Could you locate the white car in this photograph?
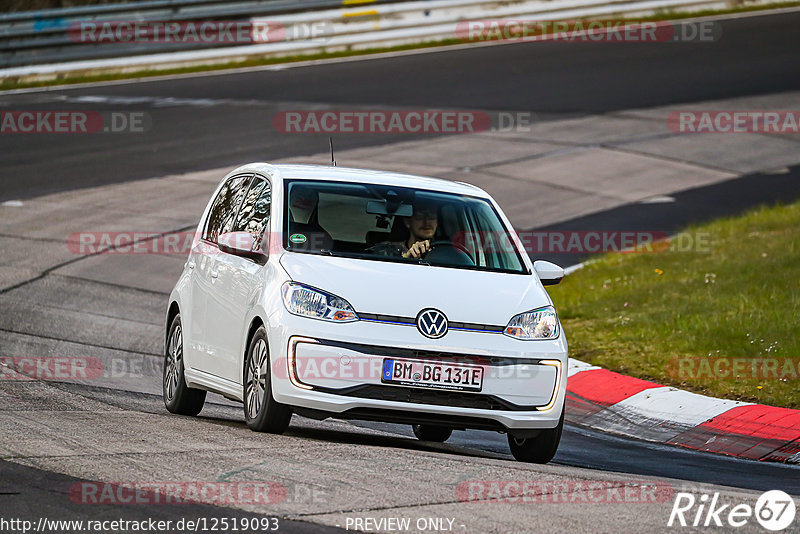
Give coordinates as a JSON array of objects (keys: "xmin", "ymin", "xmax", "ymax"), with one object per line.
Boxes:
[{"xmin": 164, "ymin": 163, "xmax": 568, "ymax": 463}]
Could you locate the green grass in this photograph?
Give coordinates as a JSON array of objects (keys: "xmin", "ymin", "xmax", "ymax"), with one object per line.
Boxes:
[
  {"xmin": 2, "ymin": 1, "xmax": 799, "ymax": 92},
  {"xmin": 547, "ymin": 200, "xmax": 800, "ymax": 408}
]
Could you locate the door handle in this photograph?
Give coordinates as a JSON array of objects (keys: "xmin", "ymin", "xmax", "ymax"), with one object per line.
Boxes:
[
  {"xmin": 186, "ymin": 261, "xmax": 195, "ymax": 269},
  {"xmin": 210, "ymin": 270, "xmax": 219, "ymax": 279}
]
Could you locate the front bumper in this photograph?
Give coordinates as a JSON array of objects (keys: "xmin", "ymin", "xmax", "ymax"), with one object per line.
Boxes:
[{"xmin": 267, "ymin": 311, "xmax": 568, "ymax": 431}]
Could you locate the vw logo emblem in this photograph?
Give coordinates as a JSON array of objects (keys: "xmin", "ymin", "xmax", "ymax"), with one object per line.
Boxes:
[{"xmin": 416, "ymin": 308, "xmax": 448, "ymax": 339}]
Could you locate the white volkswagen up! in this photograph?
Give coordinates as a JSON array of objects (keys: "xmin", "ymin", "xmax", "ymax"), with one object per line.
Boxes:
[{"xmin": 164, "ymin": 163, "xmax": 568, "ymax": 463}]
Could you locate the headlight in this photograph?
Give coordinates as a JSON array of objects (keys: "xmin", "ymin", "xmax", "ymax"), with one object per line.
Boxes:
[
  {"xmin": 281, "ymin": 282, "xmax": 358, "ymax": 323},
  {"xmin": 504, "ymin": 306, "xmax": 559, "ymax": 340}
]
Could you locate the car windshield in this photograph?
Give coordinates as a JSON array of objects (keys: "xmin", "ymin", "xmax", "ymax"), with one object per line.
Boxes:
[{"xmin": 283, "ymin": 179, "xmax": 528, "ymax": 274}]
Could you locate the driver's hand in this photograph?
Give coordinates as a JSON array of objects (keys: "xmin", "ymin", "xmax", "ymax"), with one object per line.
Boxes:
[{"xmin": 403, "ymin": 240, "xmax": 431, "ymax": 258}]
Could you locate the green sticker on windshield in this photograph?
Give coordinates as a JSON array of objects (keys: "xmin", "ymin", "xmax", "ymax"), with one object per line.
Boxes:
[{"xmin": 289, "ymin": 234, "xmax": 307, "ymax": 244}]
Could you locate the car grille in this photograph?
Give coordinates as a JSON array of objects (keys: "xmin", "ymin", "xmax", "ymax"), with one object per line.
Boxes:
[
  {"xmin": 311, "ymin": 338, "xmax": 543, "ymax": 367},
  {"xmin": 357, "ymin": 312, "xmax": 505, "ymax": 333}
]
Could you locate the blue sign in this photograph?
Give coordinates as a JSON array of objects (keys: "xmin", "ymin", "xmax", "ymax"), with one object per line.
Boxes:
[
  {"xmin": 383, "ymin": 360, "xmax": 394, "ymax": 380},
  {"xmin": 34, "ymin": 18, "xmax": 67, "ymax": 32}
]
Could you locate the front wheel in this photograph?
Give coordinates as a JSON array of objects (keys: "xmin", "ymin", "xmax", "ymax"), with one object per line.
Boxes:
[
  {"xmin": 163, "ymin": 314, "xmax": 206, "ymax": 416},
  {"xmin": 244, "ymin": 327, "xmax": 292, "ymax": 433},
  {"xmin": 507, "ymin": 411, "xmax": 564, "ymax": 464}
]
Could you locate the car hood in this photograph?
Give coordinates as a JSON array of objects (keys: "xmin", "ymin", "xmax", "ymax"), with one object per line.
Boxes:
[{"xmin": 279, "ymin": 253, "xmax": 551, "ymax": 326}]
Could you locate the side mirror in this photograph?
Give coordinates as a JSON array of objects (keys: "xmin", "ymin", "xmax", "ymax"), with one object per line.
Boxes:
[
  {"xmin": 218, "ymin": 232, "xmax": 267, "ymax": 263},
  {"xmin": 534, "ymin": 260, "xmax": 564, "ymax": 286}
]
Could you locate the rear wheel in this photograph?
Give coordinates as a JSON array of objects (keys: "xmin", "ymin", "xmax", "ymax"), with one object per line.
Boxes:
[
  {"xmin": 163, "ymin": 314, "xmax": 206, "ymax": 416},
  {"xmin": 412, "ymin": 424, "xmax": 452, "ymax": 443},
  {"xmin": 244, "ymin": 327, "xmax": 292, "ymax": 433},
  {"xmin": 507, "ymin": 411, "xmax": 564, "ymax": 464}
]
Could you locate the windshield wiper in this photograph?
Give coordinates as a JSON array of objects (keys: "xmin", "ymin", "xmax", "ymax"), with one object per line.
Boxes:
[{"xmin": 308, "ymin": 248, "xmax": 431, "ymax": 265}]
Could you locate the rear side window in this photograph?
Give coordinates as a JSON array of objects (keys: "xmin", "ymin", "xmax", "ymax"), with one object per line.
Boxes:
[{"xmin": 203, "ymin": 175, "xmax": 252, "ymax": 243}]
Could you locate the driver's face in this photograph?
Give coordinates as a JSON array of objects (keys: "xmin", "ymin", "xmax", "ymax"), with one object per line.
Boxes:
[{"xmin": 405, "ymin": 208, "xmax": 438, "ymax": 241}]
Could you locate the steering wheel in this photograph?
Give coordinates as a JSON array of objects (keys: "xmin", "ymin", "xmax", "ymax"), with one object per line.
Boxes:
[{"xmin": 422, "ymin": 240, "xmax": 475, "ymax": 266}]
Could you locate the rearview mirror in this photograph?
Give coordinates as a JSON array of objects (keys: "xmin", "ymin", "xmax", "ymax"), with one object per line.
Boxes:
[
  {"xmin": 366, "ymin": 200, "xmax": 413, "ymax": 217},
  {"xmin": 218, "ymin": 232, "xmax": 267, "ymax": 263},
  {"xmin": 534, "ymin": 260, "xmax": 564, "ymax": 286}
]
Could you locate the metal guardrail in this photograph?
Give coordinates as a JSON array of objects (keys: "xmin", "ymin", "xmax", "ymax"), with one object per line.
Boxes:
[{"xmin": 0, "ymin": 0, "xmax": 413, "ymax": 67}]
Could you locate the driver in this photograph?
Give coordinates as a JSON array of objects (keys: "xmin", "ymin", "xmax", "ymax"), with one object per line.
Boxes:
[
  {"xmin": 401, "ymin": 203, "xmax": 437, "ymax": 259},
  {"xmin": 368, "ymin": 200, "xmax": 439, "ymax": 258}
]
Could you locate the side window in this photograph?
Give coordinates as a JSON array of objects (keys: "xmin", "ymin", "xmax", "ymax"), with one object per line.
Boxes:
[
  {"xmin": 472, "ymin": 204, "xmax": 523, "ymax": 272},
  {"xmin": 234, "ymin": 176, "xmax": 271, "ymax": 249},
  {"xmin": 203, "ymin": 175, "xmax": 252, "ymax": 243}
]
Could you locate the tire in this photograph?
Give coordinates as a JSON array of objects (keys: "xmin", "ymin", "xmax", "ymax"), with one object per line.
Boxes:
[
  {"xmin": 507, "ymin": 410, "xmax": 564, "ymax": 464},
  {"xmin": 163, "ymin": 314, "xmax": 206, "ymax": 416},
  {"xmin": 412, "ymin": 424, "xmax": 452, "ymax": 443},
  {"xmin": 243, "ymin": 326, "xmax": 292, "ymax": 433}
]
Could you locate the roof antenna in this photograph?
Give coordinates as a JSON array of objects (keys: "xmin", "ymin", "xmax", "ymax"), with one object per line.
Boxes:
[{"xmin": 329, "ymin": 137, "xmax": 336, "ymax": 167}]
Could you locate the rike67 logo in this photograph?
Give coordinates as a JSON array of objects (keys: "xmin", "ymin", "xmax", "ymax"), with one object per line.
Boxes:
[{"xmin": 668, "ymin": 490, "xmax": 796, "ymax": 531}]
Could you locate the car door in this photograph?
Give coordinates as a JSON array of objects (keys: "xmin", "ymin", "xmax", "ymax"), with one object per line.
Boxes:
[
  {"xmin": 183, "ymin": 238, "xmax": 217, "ymax": 371},
  {"xmin": 204, "ymin": 175, "xmax": 271, "ymax": 383},
  {"xmin": 190, "ymin": 174, "xmax": 252, "ymax": 377}
]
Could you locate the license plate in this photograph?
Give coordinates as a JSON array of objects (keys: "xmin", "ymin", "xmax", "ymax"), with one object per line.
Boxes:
[{"xmin": 381, "ymin": 358, "xmax": 484, "ymax": 392}]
